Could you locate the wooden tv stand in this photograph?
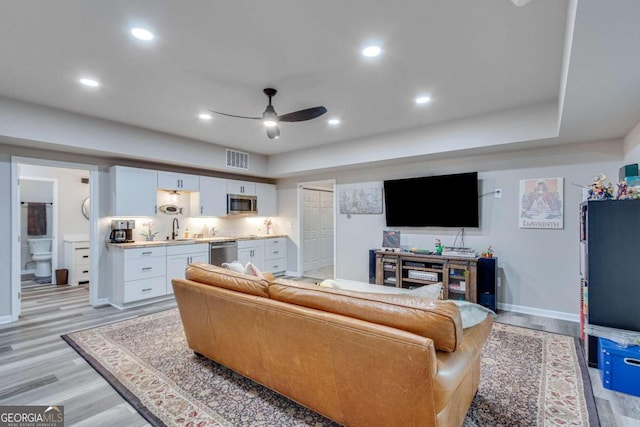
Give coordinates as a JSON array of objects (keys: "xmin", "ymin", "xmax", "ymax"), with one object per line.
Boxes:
[{"xmin": 375, "ymin": 251, "xmax": 478, "ymax": 303}]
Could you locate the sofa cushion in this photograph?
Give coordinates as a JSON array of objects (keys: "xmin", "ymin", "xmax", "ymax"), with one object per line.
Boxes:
[
  {"xmin": 269, "ymin": 279, "xmax": 463, "ymax": 352},
  {"xmin": 185, "ymin": 263, "xmax": 269, "ymax": 297}
]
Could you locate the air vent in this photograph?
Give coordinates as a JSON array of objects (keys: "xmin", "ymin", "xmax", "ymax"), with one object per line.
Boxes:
[{"xmin": 226, "ymin": 149, "xmax": 249, "ymax": 170}]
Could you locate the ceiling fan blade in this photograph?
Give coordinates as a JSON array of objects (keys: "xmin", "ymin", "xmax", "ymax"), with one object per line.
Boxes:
[
  {"xmin": 266, "ymin": 125, "xmax": 280, "ymax": 140},
  {"xmin": 278, "ymin": 106, "xmax": 327, "ymax": 122},
  {"xmin": 209, "ymin": 110, "xmax": 261, "ymax": 120}
]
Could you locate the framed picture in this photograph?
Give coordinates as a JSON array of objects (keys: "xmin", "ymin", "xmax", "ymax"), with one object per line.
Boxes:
[
  {"xmin": 519, "ymin": 177, "xmax": 564, "ymax": 229},
  {"xmin": 338, "ymin": 184, "xmax": 383, "ymax": 214}
]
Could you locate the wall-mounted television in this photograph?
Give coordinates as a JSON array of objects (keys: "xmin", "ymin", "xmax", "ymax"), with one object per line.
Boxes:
[{"xmin": 383, "ymin": 172, "xmax": 479, "ymax": 227}]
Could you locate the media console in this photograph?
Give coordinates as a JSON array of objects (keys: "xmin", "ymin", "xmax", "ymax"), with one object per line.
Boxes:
[{"xmin": 375, "ymin": 251, "xmax": 497, "ymax": 308}]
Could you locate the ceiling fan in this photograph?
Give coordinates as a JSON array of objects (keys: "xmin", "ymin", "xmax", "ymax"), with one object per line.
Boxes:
[{"xmin": 210, "ymin": 88, "xmax": 327, "ymax": 139}]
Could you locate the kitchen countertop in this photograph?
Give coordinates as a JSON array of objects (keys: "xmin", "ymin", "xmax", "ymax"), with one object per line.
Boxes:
[{"xmin": 106, "ymin": 234, "xmax": 288, "ymax": 249}]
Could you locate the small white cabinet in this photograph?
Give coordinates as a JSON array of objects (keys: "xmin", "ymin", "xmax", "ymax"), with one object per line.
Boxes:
[
  {"xmin": 191, "ymin": 176, "xmax": 227, "ymax": 217},
  {"xmin": 111, "ymin": 166, "xmax": 157, "ymax": 216},
  {"xmin": 237, "ymin": 240, "xmax": 265, "ymax": 270},
  {"xmin": 263, "ymin": 237, "xmax": 287, "ymax": 274},
  {"xmin": 64, "ymin": 236, "xmax": 90, "ymax": 285},
  {"xmin": 166, "ymin": 243, "xmax": 209, "ymax": 294},
  {"xmin": 256, "ymin": 183, "xmax": 277, "ymax": 217},
  {"xmin": 227, "ymin": 180, "xmax": 256, "ymax": 196},
  {"xmin": 157, "ymin": 171, "xmax": 200, "ymax": 192}
]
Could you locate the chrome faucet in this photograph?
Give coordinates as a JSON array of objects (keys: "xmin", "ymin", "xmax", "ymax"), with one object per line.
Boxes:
[{"xmin": 172, "ymin": 218, "xmax": 179, "ymax": 240}]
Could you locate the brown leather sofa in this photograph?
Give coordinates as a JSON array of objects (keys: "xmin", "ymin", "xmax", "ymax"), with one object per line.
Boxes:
[{"xmin": 172, "ymin": 263, "xmax": 493, "ymax": 427}]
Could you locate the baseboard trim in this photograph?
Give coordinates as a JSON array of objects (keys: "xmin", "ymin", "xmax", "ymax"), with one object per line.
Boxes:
[
  {"xmin": 0, "ymin": 314, "xmax": 14, "ymax": 325},
  {"xmin": 284, "ymin": 270, "xmax": 301, "ymax": 277},
  {"xmin": 498, "ymin": 302, "xmax": 579, "ymax": 323},
  {"xmin": 92, "ymin": 298, "xmax": 110, "ymax": 307}
]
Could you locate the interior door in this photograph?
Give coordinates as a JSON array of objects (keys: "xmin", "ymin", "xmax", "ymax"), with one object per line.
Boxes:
[
  {"xmin": 303, "ymin": 189, "xmax": 321, "ymax": 272},
  {"xmin": 320, "ymin": 191, "xmax": 334, "ymax": 267}
]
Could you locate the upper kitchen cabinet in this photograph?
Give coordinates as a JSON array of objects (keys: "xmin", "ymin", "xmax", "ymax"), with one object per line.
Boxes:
[
  {"xmin": 227, "ymin": 180, "xmax": 256, "ymax": 196},
  {"xmin": 111, "ymin": 166, "xmax": 157, "ymax": 216},
  {"xmin": 157, "ymin": 171, "xmax": 200, "ymax": 192},
  {"xmin": 191, "ymin": 176, "xmax": 227, "ymax": 217},
  {"xmin": 256, "ymin": 183, "xmax": 277, "ymax": 217}
]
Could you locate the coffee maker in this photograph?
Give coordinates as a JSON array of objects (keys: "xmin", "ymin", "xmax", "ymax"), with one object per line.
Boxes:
[{"xmin": 110, "ymin": 219, "xmax": 135, "ymax": 243}]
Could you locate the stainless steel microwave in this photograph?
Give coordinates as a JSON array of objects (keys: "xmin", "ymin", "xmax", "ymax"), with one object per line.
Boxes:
[{"xmin": 227, "ymin": 194, "xmax": 258, "ymax": 215}]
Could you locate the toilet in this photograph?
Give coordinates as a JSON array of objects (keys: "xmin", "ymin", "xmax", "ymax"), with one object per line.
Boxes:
[{"xmin": 27, "ymin": 238, "xmax": 52, "ymax": 282}]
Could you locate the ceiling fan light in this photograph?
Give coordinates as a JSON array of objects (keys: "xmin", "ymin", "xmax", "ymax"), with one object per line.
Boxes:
[
  {"xmin": 267, "ymin": 126, "xmax": 280, "ymax": 139},
  {"xmin": 263, "ymin": 119, "xmax": 278, "ymax": 127}
]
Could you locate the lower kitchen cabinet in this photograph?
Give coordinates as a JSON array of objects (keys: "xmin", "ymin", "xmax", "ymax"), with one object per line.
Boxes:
[
  {"xmin": 238, "ymin": 237, "xmax": 287, "ymax": 274},
  {"xmin": 111, "ymin": 246, "xmax": 167, "ymax": 308},
  {"xmin": 165, "ymin": 243, "xmax": 209, "ymax": 294},
  {"xmin": 264, "ymin": 237, "xmax": 287, "ymax": 274},
  {"xmin": 238, "ymin": 240, "xmax": 265, "ymax": 270}
]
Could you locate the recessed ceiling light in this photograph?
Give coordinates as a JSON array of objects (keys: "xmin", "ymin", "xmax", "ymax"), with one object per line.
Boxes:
[
  {"xmin": 362, "ymin": 45, "xmax": 382, "ymax": 58},
  {"xmin": 131, "ymin": 27, "xmax": 154, "ymax": 41},
  {"xmin": 198, "ymin": 113, "xmax": 212, "ymax": 120},
  {"xmin": 328, "ymin": 118, "xmax": 341, "ymax": 126},
  {"xmin": 79, "ymin": 78, "xmax": 100, "ymax": 88},
  {"xmin": 415, "ymin": 95, "xmax": 432, "ymax": 105}
]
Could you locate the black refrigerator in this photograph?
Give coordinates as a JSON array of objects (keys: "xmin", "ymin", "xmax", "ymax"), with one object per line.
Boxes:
[{"xmin": 581, "ymin": 200, "xmax": 640, "ymax": 366}]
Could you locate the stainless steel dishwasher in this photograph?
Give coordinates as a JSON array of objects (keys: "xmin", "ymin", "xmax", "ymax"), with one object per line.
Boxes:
[{"xmin": 209, "ymin": 241, "xmax": 238, "ymax": 266}]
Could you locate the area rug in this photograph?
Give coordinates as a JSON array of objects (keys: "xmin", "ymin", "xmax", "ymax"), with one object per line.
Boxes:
[{"xmin": 62, "ymin": 309, "xmax": 599, "ymax": 426}]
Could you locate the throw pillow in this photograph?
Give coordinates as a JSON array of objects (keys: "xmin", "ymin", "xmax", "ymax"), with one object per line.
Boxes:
[
  {"xmin": 452, "ymin": 300, "xmax": 497, "ymax": 329},
  {"xmin": 245, "ymin": 261, "xmax": 264, "ymax": 279},
  {"xmin": 408, "ymin": 283, "xmax": 443, "ymax": 300},
  {"xmin": 221, "ymin": 261, "xmax": 245, "ymax": 274},
  {"xmin": 318, "ymin": 279, "xmax": 339, "ymax": 288}
]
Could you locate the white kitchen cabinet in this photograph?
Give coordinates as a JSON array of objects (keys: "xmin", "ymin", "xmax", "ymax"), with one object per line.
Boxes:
[
  {"xmin": 191, "ymin": 176, "xmax": 227, "ymax": 217},
  {"xmin": 227, "ymin": 180, "xmax": 256, "ymax": 196},
  {"xmin": 111, "ymin": 166, "xmax": 157, "ymax": 216},
  {"xmin": 165, "ymin": 243, "xmax": 209, "ymax": 294},
  {"xmin": 263, "ymin": 237, "xmax": 287, "ymax": 274},
  {"xmin": 64, "ymin": 238, "xmax": 90, "ymax": 285},
  {"xmin": 237, "ymin": 240, "xmax": 265, "ymax": 270},
  {"xmin": 110, "ymin": 246, "xmax": 167, "ymax": 308},
  {"xmin": 256, "ymin": 183, "xmax": 277, "ymax": 217},
  {"xmin": 157, "ymin": 171, "xmax": 200, "ymax": 192}
]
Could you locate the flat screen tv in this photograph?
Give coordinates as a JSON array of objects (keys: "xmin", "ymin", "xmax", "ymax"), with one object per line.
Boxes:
[{"xmin": 384, "ymin": 172, "xmax": 479, "ymax": 227}]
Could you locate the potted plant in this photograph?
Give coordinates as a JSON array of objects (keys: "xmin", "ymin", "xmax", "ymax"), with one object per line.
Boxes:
[{"xmin": 141, "ymin": 222, "xmax": 159, "ymax": 241}]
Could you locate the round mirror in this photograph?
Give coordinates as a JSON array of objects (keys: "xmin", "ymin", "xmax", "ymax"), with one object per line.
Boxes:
[{"xmin": 81, "ymin": 197, "xmax": 90, "ymax": 220}]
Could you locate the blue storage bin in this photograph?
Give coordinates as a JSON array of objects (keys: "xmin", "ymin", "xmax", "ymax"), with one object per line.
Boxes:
[{"xmin": 598, "ymin": 338, "xmax": 640, "ymax": 397}]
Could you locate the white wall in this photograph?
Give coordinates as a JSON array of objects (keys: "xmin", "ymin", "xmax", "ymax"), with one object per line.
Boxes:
[
  {"xmin": 623, "ymin": 120, "xmax": 640, "ymax": 164},
  {"xmin": 0, "ymin": 96, "xmax": 269, "ymax": 178},
  {"xmin": 278, "ymin": 140, "xmax": 623, "ymax": 320}
]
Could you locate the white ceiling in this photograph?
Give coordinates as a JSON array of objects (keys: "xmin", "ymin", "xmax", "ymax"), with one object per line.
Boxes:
[{"xmin": 0, "ymin": 0, "xmax": 638, "ymax": 165}]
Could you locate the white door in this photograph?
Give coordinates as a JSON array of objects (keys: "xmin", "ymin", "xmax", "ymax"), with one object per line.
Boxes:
[
  {"xmin": 303, "ymin": 189, "xmax": 321, "ymax": 272},
  {"xmin": 320, "ymin": 191, "xmax": 334, "ymax": 267}
]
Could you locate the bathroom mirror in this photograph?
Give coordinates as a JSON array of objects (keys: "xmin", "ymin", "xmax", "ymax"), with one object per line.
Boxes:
[{"xmin": 81, "ymin": 197, "xmax": 90, "ymax": 220}]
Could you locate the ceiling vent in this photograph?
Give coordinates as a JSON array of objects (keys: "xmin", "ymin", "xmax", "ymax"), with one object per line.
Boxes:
[{"xmin": 226, "ymin": 149, "xmax": 249, "ymax": 170}]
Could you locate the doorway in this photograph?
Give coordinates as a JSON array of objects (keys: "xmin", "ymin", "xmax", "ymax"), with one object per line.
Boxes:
[
  {"xmin": 10, "ymin": 157, "xmax": 99, "ymax": 322},
  {"xmin": 19, "ymin": 177, "xmax": 58, "ymax": 283},
  {"xmin": 300, "ymin": 181, "xmax": 335, "ymax": 280}
]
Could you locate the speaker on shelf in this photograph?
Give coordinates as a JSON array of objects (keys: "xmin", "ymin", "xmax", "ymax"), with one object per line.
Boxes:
[
  {"xmin": 477, "ymin": 257, "xmax": 497, "ymax": 311},
  {"xmin": 369, "ymin": 249, "xmax": 377, "ymax": 284}
]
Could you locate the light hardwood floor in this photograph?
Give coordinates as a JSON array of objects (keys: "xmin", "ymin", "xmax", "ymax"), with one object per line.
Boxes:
[{"xmin": 1, "ymin": 280, "xmax": 639, "ymax": 426}]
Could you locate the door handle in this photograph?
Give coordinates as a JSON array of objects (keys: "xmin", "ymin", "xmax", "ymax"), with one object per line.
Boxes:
[
  {"xmin": 200, "ymin": 206, "xmax": 203, "ymax": 215},
  {"xmin": 142, "ymin": 267, "xmax": 153, "ymax": 271}
]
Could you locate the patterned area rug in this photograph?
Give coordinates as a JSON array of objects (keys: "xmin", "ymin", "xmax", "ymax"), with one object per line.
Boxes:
[{"xmin": 62, "ymin": 309, "xmax": 598, "ymax": 426}]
